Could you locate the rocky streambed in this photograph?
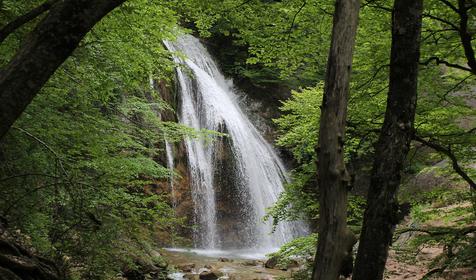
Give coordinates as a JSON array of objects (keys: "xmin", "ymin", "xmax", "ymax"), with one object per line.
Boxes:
[{"xmin": 162, "ymin": 249, "xmax": 301, "ymax": 280}]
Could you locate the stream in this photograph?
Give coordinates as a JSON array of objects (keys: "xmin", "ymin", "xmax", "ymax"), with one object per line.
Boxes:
[{"xmin": 163, "ymin": 248, "xmax": 292, "ymax": 280}]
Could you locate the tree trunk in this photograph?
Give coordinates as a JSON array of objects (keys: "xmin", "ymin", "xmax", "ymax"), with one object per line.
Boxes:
[
  {"xmin": 312, "ymin": 0, "xmax": 360, "ymax": 279},
  {"xmin": 0, "ymin": 0, "xmax": 125, "ymax": 140},
  {"xmin": 352, "ymin": 1, "xmax": 423, "ymax": 279}
]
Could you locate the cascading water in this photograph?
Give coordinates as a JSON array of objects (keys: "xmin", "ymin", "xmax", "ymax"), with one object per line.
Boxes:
[
  {"xmin": 164, "ymin": 35, "xmax": 306, "ymax": 253},
  {"xmin": 164, "ymin": 140, "xmax": 176, "ymax": 208}
]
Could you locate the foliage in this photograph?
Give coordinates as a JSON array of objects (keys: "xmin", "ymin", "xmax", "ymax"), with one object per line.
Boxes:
[
  {"xmin": 0, "ymin": 1, "xmax": 196, "ymax": 278},
  {"xmin": 176, "ymin": 0, "xmax": 335, "ymax": 87},
  {"xmin": 269, "ymin": 234, "xmax": 318, "ymax": 280}
]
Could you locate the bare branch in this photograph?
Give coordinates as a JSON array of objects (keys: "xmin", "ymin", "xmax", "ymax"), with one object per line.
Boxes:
[
  {"xmin": 0, "ymin": 173, "xmax": 59, "ymax": 183},
  {"xmin": 420, "ymin": 56, "xmax": 474, "ymax": 73},
  {"xmin": 285, "ymin": 0, "xmax": 307, "ymax": 56},
  {"xmin": 289, "ymin": 0, "xmax": 307, "ymax": 33},
  {"xmin": 362, "ymin": 0, "xmax": 392, "ymax": 12},
  {"xmin": 437, "ymin": 74, "xmax": 474, "ymax": 103},
  {"xmin": 355, "ymin": 64, "xmax": 389, "ymax": 90},
  {"xmin": 11, "ymin": 127, "xmax": 69, "ymax": 177},
  {"xmin": 422, "ymin": 13, "xmax": 459, "ymax": 30},
  {"xmin": 419, "ymin": 127, "xmax": 476, "ymax": 138},
  {"xmin": 413, "ymin": 134, "xmax": 476, "ymax": 190},
  {"xmin": 438, "ymin": 0, "xmax": 460, "ymax": 13}
]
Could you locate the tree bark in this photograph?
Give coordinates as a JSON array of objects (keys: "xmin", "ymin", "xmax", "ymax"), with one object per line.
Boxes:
[
  {"xmin": 311, "ymin": 0, "xmax": 360, "ymax": 279},
  {"xmin": 352, "ymin": 1, "xmax": 423, "ymax": 279},
  {"xmin": 0, "ymin": 0, "xmax": 125, "ymax": 140}
]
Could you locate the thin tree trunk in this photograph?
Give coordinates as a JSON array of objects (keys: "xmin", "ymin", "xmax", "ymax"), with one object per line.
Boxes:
[
  {"xmin": 0, "ymin": 0, "xmax": 125, "ymax": 140},
  {"xmin": 457, "ymin": 0, "xmax": 476, "ymax": 73},
  {"xmin": 352, "ymin": 1, "xmax": 423, "ymax": 279},
  {"xmin": 312, "ymin": 0, "xmax": 360, "ymax": 279}
]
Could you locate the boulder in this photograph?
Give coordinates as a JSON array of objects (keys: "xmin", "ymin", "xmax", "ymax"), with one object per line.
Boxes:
[
  {"xmin": 0, "ymin": 234, "xmax": 61, "ymax": 280},
  {"xmin": 264, "ymin": 256, "xmax": 278, "ymax": 269},
  {"xmin": 184, "ymin": 273, "xmax": 199, "ymax": 280},
  {"xmin": 199, "ymin": 270, "xmax": 223, "ymax": 280},
  {"xmin": 242, "ymin": 260, "xmax": 260, "ymax": 266},
  {"xmin": 285, "ymin": 260, "xmax": 300, "ymax": 270},
  {"xmin": 177, "ymin": 263, "xmax": 196, "ymax": 272}
]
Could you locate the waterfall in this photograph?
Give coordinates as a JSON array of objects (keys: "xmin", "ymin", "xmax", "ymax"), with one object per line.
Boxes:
[
  {"xmin": 164, "ymin": 35, "xmax": 306, "ymax": 252},
  {"xmin": 164, "ymin": 140, "xmax": 176, "ymax": 208}
]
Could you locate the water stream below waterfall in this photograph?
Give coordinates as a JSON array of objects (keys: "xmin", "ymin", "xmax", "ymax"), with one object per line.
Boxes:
[{"xmin": 164, "ymin": 35, "xmax": 307, "ymax": 255}]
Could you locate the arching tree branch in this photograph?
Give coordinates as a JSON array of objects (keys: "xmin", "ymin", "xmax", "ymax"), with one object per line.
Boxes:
[
  {"xmin": 0, "ymin": 0, "xmax": 125, "ymax": 140},
  {"xmin": 0, "ymin": 0, "xmax": 60, "ymax": 44}
]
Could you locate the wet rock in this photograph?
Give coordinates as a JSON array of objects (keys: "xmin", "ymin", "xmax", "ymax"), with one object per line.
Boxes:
[
  {"xmin": 288, "ymin": 266, "xmax": 302, "ymax": 274},
  {"xmin": 251, "ymin": 276, "xmax": 274, "ymax": 280},
  {"xmin": 242, "ymin": 260, "xmax": 260, "ymax": 266},
  {"xmin": 199, "ymin": 270, "xmax": 223, "ymax": 280},
  {"xmin": 218, "ymin": 257, "xmax": 232, "ymax": 262},
  {"xmin": 0, "ymin": 232, "xmax": 61, "ymax": 280},
  {"xmin": 285, "ymin": 260, "xmax": 300, "ymax": 270},
  {"xmin": 184, "ymin": 273, "xmax": 199, "ymax": 280},
  {"xmin": 178, "ymin": 263, "xmax": 196, "ymax": 272},
  {"xmin": 264, "ymin": 256, "xmax": 278, "ymax": 269}
]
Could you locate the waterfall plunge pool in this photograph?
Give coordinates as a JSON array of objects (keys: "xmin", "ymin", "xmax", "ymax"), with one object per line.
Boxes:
[
  {"xmin": 163, "ymin": 247, "xmax": 292, "ymax": 280},
  {"xmin": 164, "ymin": 247, "xmax": 279, "ymax": 260}
]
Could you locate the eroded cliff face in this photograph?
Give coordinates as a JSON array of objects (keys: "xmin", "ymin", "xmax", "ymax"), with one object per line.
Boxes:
[{"xmin": 150, "ymin": 79, "xmax": 195, "ymax": 246}]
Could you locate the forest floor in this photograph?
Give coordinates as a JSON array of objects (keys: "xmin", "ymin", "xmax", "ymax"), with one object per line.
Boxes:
[
  {"xmin": 163, "ymin": 200, "xmax": 475, "ymax": 279},
  {"xmin": 384, "ymin": 200, "xmax": 476, "ymax": 280},
  {"xmin": 385, "ymin": 248, "xmax": 476, "ymax": 280}
]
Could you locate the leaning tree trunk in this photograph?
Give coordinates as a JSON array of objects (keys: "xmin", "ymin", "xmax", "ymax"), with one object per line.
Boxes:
[
  {"xmin": 312, "ymin": 0, "xmax": 360, "ymax": 279},
  {"xmin": 352, "ymin": 1, "xmax": 423, "ymax": 279},
  {"xmin": 0, "ymin": 0, "xmax": 125, "ymax": 140}
]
